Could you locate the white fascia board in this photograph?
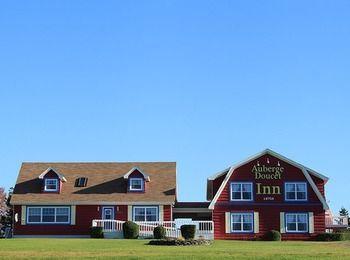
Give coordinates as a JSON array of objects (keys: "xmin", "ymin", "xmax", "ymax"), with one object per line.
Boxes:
[
  {"xmin": 207, "ymin": 167, "xmax": 231, "ymax": 181},
  {"xmin": 264, "ymin": 149, "xmax": 329, "ymax": 181},
  {"xmin": 208, "ymin": 166, "xmax": 234, "ymax": 209},
  {"xmin": 38, "ymin": 167, "xmax": 67, "ymax": 182},
  {"xmin": 300, "ymin": 167, "xmax": 329, "ymax": 210},
  {"xmin": 123, "ymin": 166, "xmax": 151, "ymax": 182}
]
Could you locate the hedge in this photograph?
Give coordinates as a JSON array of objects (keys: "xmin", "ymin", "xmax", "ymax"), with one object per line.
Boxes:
[{"xmin": 315, "ymin": 232, "xmax": 350, "ymax": 241}]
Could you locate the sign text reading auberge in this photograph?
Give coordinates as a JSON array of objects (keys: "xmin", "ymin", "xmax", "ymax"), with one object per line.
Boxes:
[{"xmin": 252, "ymin": 165, "xmax": 284, "ymax": 180}]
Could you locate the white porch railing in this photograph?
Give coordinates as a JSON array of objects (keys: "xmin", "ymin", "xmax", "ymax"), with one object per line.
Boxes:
[
  {"xmin": 92, "ymin": 220, "xmax": 214, "ymax": 240},
  {"xmin": 325, "ymin": 215, "xmax": 349, "ymax": 228}
]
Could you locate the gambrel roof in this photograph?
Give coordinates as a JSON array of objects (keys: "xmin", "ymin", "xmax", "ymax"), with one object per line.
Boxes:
[{"xmin": 207, "ymin": 149, "xmax": 329, "ymax": 210}]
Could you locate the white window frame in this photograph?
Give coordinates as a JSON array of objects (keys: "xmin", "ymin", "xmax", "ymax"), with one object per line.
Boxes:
[
  {"xmin": 230, "ymin": 212, "xmax": 254, "ymax": 233},
  {"xmin": 132, "ymin": 206, "xmax": 158, "ymax": 222},
  {"xmin": 26, "ymin": 206, "xmax": 70, "ymax": 224},
  {"xmin": 230, "ymin": 182, "xmax": 253, "ymax": 201},
  {"xmin": 129, "ymin": 178, "xmax": 144, "ymax": 191},
  {"xmin": 285, "ymin": 182, "xmax": 307, "ymax": 201},
  {"xmin": 285, "ymin": 213, "xmax": 308, "ymax": 233},
  {"xmin": 44, "ymin": 178, "xmax": 59, "ymax": 192}
]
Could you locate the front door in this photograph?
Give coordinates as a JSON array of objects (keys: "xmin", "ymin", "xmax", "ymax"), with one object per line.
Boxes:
[
  {"xmin": 102, "ymin": 207, "xmax": 114, "ymax": 220},
  {"xmin": 102, "ymin": 207, "xmax": 115, "ymax": 231}
]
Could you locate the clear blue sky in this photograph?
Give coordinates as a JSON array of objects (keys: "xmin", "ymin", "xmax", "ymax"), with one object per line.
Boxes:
[{"xmin": 1, "ymin": 1, "xmax": 349, "ymax": 213}]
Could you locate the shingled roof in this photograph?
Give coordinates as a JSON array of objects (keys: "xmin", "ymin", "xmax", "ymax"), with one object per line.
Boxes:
[{"xmin": 11, "ymin": 162, "xmax": 176, "ymax": 205}]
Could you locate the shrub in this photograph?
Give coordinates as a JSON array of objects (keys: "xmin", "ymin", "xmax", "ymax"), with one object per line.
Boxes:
[
  {"xmin": 153, "ymin": 225, "xmax": 166, "ymax": 239},
  {"xmin": 180, "ymin": 225, "xmax": 196, "ymax": 240},
  {"xmin": 90, "ymin": 227, "xmax": 104, "ymax": 238},
  {"xmin": 264, "ymin": 230, "xmax": 281, "ymax": 241},
  {"xmin": 315, "ymin": 233, "xmax": 345, "ymax": 241},
  {"xmin": 342, "ymin": 230, "xmax": 350, "ymax": 240},
  {"xmin": 123, "ymin": 221, "xmax": 139, "ymax": 239},
  {"xmin": 335, "ymin": 229, "xmax": 350, "ymax": 240}
]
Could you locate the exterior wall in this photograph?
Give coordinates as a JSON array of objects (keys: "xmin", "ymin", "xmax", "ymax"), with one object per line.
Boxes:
[
  {"xmin": 212, "ymin": 154, "xmax": 326, "ymax": 240},
  {"xmin": 213, "ymin": 205, "xmax": 325, "ymax": 240},
  {"xmin": 14, "ymin": 205, "xmax": 100, "ymax": 236},
  {"xmin": 14, "ymin": 204, "xmax": 171, "ymax": 236},
  {"xmin": 163, "ymin": 205, "xmax": 172, "ymax": 221},
  {"xmin": 212, "ymin": 174, "xmax": 226, "ymax": 200},
  {"xmin": 311, "ymin": 175, "xmax": 325, "ymax": 197}
]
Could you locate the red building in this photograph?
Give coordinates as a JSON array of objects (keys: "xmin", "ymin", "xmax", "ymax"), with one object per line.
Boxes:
[
  {"xmin": 206, "ymin": 149, "xmax": 328, "ymax": 240},
  {"xmin": 10, "ymin": 162, "xmax": 176, "ymax": 237},
  {"xmin": 10, "ymin": 149, "xmax": 329, "ymax": 240}
]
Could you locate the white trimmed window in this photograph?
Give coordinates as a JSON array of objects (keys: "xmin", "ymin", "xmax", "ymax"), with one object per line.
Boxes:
[
  {"xmin": 230, "ymin": 182, "xmax": 253, "ymax": 201},
  {"xmin": 44, "ymin": 179, "xmax": 59, "ymax": 192},
  {"xmin": 285, "ymin": 213, "xmax": 308, "ymax": 232},
  {"xmin": 27, "ymin": 207, "xmax": 70, "ymax": 224},
  {"xmin": 285, "ymin": 182, "xmax": 307, "ymax": 201},
  {"xmin": 133, "ymin": 206, "xmax": 158, "ymax": 221},
  {"xmin": 129, "ymin": 178, "xmax": 144, "ymax": 191},
  {"xmin": 231, "ymin": 212, "xmax": 253, "ymax": 233}
]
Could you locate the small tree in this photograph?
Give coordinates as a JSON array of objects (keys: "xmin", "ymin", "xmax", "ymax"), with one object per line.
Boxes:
[
  {"xmin": 339, "ymin": 207, "xmax": 349, "ymax": 217},
  {"xmin": 0, "ymin": 187, "xmax": 12, "ymax": 230},
  {"xmin": 0, "ymin": 187, "xmax": 9, "ymax": 230}
]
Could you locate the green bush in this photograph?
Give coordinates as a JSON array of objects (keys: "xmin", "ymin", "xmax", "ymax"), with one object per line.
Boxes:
[
  {"xmin": 90, "ymin": 227, "xmax": 104, "ymax": 238},
  {"xmin": 153, "ymin": 225, "xmax": 166, "ymax": 239},
  {"xmin": 123, "ymin": 221, "xmax": 139, "ymax": 239},
  {"xmin": 264, "ymin": 230, "xmax": 281, "ymax": 241},
  {"xmin": 180, "ymin": 225, "xmax": 196, "ymax": 240},
  {"xmin": 315, "ymin": 232, "xmax": 345, "ymax": 241}
]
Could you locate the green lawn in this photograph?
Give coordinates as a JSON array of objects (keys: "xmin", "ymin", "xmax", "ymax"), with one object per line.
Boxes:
[{"xmin": 0, "ymin": 239, "xmax": 350, "ymax": 259}]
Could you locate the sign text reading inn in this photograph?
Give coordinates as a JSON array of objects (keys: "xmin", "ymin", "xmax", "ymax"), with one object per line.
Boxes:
[{"xmin": 252, "ymin": 164, "xmax": 285, "ymax": 197}]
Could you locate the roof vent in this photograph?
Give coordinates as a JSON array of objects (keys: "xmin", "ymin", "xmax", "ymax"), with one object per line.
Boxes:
[{"xmin": 75, "ymin": 177, "xmax": 88, "ymax": 187}]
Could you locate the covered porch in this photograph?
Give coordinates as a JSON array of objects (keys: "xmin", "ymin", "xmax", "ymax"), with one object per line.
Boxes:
[{"xmin": 92, "ymin": 219, "xmax": 214, "ymax": 240}]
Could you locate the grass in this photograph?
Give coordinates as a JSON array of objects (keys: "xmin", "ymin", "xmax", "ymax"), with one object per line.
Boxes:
[{"xmin": 0, "ymin": 239, "xmax": 350, "ymax": 259}]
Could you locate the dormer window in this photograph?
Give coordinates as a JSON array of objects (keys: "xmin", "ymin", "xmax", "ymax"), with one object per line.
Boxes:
[
  {"xmin": 129, "ymin": 178, "xmax": 144, "ymax": 191},
  {"xmin": 123, "ymin": 166, "xmax": 150, "ymax": 193},
  {"xmin": 44, "ymin": 179, "xmax": 59, "ymax": 192}
]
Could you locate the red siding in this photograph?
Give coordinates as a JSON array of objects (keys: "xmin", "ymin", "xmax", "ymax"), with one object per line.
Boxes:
[
  {"xmin": 311, "ymin": 174, "xmax": 325, "ymax": 197},
  {"xmin": 163, "ymin": 205, "xmax": 172, "ymax": 221},
  {"xmin": 14, "ymin": 204, "xmax": 171, "ymax": 236},
  {"xmin": 212, "ymin": 174, "xmax": 226, "ymax": 199},
  {"xmin": 14, "ymin": 205, "xmax": 101, "ymax": 236},
  {"xmin": 14, "ymin": 205, "xmax": 126, "ymax": 236},
  {"xmin": 216, "ymin": 155, "xmax": 321, "ymax": 204},
  {"xmin": 213, "ymin": 205, "xmax": 325, "ymax": 240},
  {"xmin": 212, "ymin": 154, "xmax": 326, "ymax": 240},
  {"xmin": 117, "ymin": 205, "xmax": 128, "ymax": 221}
]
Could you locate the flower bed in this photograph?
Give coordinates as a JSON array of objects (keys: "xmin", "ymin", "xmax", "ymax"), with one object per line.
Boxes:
[{"xmin": 148, "ymin": 239, "xmax": 212, "ymax": 246}]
